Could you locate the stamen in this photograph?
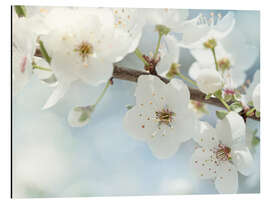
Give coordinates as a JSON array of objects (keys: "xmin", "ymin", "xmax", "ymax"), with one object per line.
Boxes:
[
  {"xmin": 155, "ymin": 105, "xmax": 175, "ymax": 128},
  {"xmin": 74, "ymin": 41, "xmax": 94, "ymax": 62}
]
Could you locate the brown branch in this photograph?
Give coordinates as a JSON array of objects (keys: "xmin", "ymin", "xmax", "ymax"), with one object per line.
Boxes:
[
  {"xmin": 113, "ymin": 65, "xmax": 260, "ymax": 121},
  {"xmin": 34, "ymin": 49, "xmax": 259, "ymax": 121}
]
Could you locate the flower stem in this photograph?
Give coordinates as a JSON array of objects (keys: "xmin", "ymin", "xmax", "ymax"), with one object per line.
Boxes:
[
  {"xmin": 32, "ymin": 64, "xmax": 52, "ymax": 72},
  {"xmin": 211, "ymin": 48, "xmax": 219, "ymax": 71},
  {"xmin": 38, "ymin": 40, "xmax": 52, "ymax": 64},
  {"xmin": 176, "ymin": 73, "xmax": 197, "ymax": 87},
  {"xmin": 153, "ymin": 32, "xmax": 163, "ymax": 60},
  {"xmin": 135, "ymin": 48, "xmax": 149, "ymax": 66},
  {"xmin": 93, "ymin": 79, "xmax": 111, "ymax": 107},
  {"xmin": 217, "ymin": 96, "xmax": 231, "ymax": 111},
  {"xmin": 246, "ymin": 107, "xmax": 256, "ymax": 116}
]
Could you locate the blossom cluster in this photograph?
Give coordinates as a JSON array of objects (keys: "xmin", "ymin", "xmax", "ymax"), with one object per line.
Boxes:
[{"xmin": 12, "ymin": 6, "xmax": 260, "ymax": 194}]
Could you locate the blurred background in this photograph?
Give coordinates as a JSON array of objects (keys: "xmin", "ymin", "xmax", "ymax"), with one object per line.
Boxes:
[{"xmin": 12, "ymin": 8, "xmax": 260, "ymax": 197}]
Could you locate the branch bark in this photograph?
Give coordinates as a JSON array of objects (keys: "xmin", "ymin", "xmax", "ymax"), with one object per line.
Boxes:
[
  {"xmin": 113, "ymin": 65, "xmax": 260, "ymax": 121},
  {"xmin": 34, "ymin": 49, "xmax": 259, "ymax": 121}
]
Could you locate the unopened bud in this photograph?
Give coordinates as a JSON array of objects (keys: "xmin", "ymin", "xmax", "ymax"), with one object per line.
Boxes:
[
  {"xmin": 218, "ymin": 58, "xmax": 231, "ymax": 71},
  {"xmin": 203, "ymin": 38, "xmax": 217, "ymax": 49},
  {"xmin": 155, "ymin": 24, "xmax": 171, "ymax": 36}
]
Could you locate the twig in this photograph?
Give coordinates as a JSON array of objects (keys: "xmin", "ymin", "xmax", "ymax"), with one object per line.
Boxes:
[
  {"xmin": 113, "ymin": 65, "xmax": 260, "ymax": 121},
  {"xmin": 34, "ymin": 49, "xmax": 260, "ymax": 121}
]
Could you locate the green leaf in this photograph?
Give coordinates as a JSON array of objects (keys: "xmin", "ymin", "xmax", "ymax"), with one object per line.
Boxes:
[
  {"xmin": 205, "ymin": 93, "xmax": 212, "ymax": 100},
  {"xmin": 125, "ymin": 104, "xmax": 134, "ymax": 110},
  {"xmin": 252, "ymin": 136, "xmax": 260, "ymax": 147},
  {"xmin": 216, "ymin": 110, "xmax": 228, "ymax": 120},
  {"xmin": 14, "ymin": 6, "xmax": 26, "ymax": 17},
  {"xmin": 214, "ymin": 89, "xmax": 222, "ymax": 98},
  {"xmin": 255, "ymin": 111, "xmax": 260, "ymax": 118},
  {"xmin": 224, "ymin": 94, "xmax": 233, "ymax": 102},
  {"xmin": 229, "ymin": 101, "xmax": 243, "ymax": 113}
]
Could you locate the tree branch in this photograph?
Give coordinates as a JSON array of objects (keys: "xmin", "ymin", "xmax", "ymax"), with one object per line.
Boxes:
[
  {"xmin": 34, "ymin": 49, "xmax": 259, "ymax": 121},
  {"xmin": 113, "ymin": 65, "xmax": 260, "ymax": 121}
]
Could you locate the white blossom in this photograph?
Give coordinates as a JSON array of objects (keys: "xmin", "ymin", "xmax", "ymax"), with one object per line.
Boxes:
[
  {"xmin": 41, "ymin": 8, "xmax": 143, "ymax": 109},
  {"xmin": 145, "ymin": 8, "xmax": 189, "ymax": 33},
  {"xmin": 196, "ymin": 69, "xmax": 223, "ymax": 94},
  {"xmin": 123, "ymin": 75, "xmax": 199, "ymax": 159},
  {"xmin": 191, "ymin": 112, "xmax": 253, "ymax": 194},
  {"xmin": 179, "ymin": 12, "xmax": 235, "ymax": 48},
  {"xmin": 186, "ymin": 12, "xmax": 258, "ymax": 88},
  {"xmin": 12, "ymin": 13, "xmax": 37, "ymax": 96}
]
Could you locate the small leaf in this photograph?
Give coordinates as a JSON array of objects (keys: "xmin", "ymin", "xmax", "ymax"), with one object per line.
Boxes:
[
  {"xmin": 224, "ymin": 94, "xmax": 233, "ymax": 102},
  {"xmin": 125, "ymin": 104, "xmax": 134, "ymax": 110},
  {"xmin": 252, "ymin": 136, "xmax": 260, "ymax": 147},
  {"xmin": 214, "ymin": 89, "xmax": 222, "ymax": 98},
  {"xmin": 205, "ymin": 93, "xmax": 212, "ymax": 100},
  {"xmin": 14, "ymin": 6, "xmax": 26, "ymax": 17},
  {"xmin": 216, "ymin": 110, "xmax": 228, "ymax": 120},
  {"xmin": 230, "ymin": 101, "xmax": 243, "ymax": 113},
  {"xmin": 255, "ymin": 111, "xmax": 260, "ymax": 118}
]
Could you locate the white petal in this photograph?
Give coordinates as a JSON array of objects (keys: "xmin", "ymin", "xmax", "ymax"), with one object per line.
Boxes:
[
  {"xmin": 135, "ymin": 75, "xmax": 166, "ymax": 106},
  {"xmin": 33, "ymin": 56, "xmax": 53, "ymax": 80},
  {"xmin": 216, "ymin": 111, "xmax": 246, "ymax": 147},
  {"xmin": 188, "ymin": 62, "xmax": 204, "ymax": 80},
  {"xmin": 147, "ymin": 127, "xmax": 182, "ymax": 159},
  {"xmin": 190, "ymin": 148, "xmax": 218, "ymax": 180},
  {"xmin": 196, "ymin": 69, "xmax": 223, "ymax": 94},
  {"xmin": 214, "ymin": 12, "xmax": 236, "ymax": 39},
  {"xmin": 172, "ymin": 110, "xmax": 199, "ymax": 143},
  {"xmin": 194, "ymin": 121, "xmax": 219, "ymax": 149},
  {"xmin": 76, "ymin": 58, "xmax": 113, "ymax": 86},
  {"xmin": 156, "ymin": 35, "xmax": 180, "ymax": 75},
  {"xmin": 231, "ymin": 147, "xmax": 254, "ymax": 176},
  {"xmin": 43, "ymin": 82, "xmax": 71, "ymax": 109},
  {"xmin": 252, "ymin": 84, "xmax": 260, "ymax": 112},
  {"xmin": 214, "ymin": 161, "xmax": 238, "ymax": 194},
  {"xmin": 163, "ymin": 78, "xmax": 190, "ymax": 112},
  {"xmin": 123, "ymin": 105, "xmax": 157, "ymax": 141}
]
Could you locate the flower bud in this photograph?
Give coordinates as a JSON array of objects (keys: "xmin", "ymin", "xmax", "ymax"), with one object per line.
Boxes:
[
  {"xmin": 203, "ymin": 38, "xmax": 217, "ymax": 49},
  {"xmin": 68, "ymin": 105, "xmax": 95, "ymax": 127},
  {"xmin": 218, "ymin": 58, "xmax": 231, "ymax": 71},
  {"xmin": 155, "ymin": 24, "xmax": 171, "ymax": 36},
  {"xmin": 196, "ymin": 69, "xmax": 223, "ymax": 94},
  {"xmin": 166, "ymin": 63, "xmax": 180, "ymax": 79},
  {"xmin": 252, "ymin": 84, "xmax": 260, "ymax": 112}
]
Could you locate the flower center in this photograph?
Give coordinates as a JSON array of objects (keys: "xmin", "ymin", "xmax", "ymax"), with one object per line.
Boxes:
[
  {"xmin": 74, "ymin": 41, "xmax": 94, "ymax": 62},
  {"xmin": 155, "ymin": 106, "xmax": 175, "ymax": 128},
  {"xmin": 215, "ymin": 144, "xmax": 232, "ymax": 161},
  {"xmin": 218, "ymin": 58, "xmax": 231, "ymax": 71}
]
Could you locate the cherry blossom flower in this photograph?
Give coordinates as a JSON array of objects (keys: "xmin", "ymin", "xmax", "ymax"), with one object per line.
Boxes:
[
  {"xmin": 12, "ymin": 13, "xmax": 37, "ymax": 96},
  {"xmin": 145, "ymin": 8, "xmax": 189, "ymax": 33},
  {"xmin": 123, "ymin": 75, "xmax": 199, "ymax": 159},
  {"xmin": 41, "ymin": 8, "xmax": 144, "ymax": 109},
  {"xmin": 191, "ymin": 112, "xmax": 253, "ymax": 194},
  {"xmin": 185, "ymin": 12, "xmax": 258, "ymax": 88},
  {"xmin": 196, "ymin": 69, "xmax": 223, "ymax": 94},
  {"xmin": 179, "ymin": 12, "xmax": 235, "ymax": 48}
]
